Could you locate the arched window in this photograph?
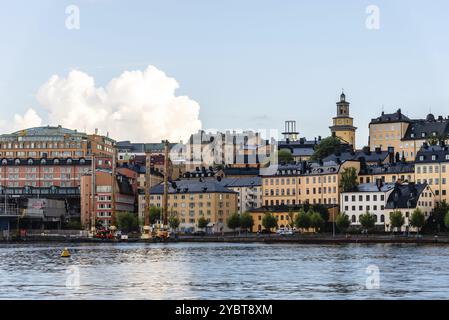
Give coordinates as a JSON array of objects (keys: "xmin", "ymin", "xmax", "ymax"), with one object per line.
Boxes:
[
  {"xmin": 80, "ymin": 158, "xmax": 85, "ymax": 165},
  {"xmin": 54, "ymin": 158, "xmax": 59, "ymax": 165},
  {"xmin": 352, "ymin": 215, "xmax": 356, "ymax": 223},
  {"xmin": 380, "ymin": 215, "xmax": 385, "ymax": 223},
  {"xmin": 15, "ymin": 159, "xmax": 20, "ymax": 165},
  {"xmin": 67, "ymin": 158, "xmax": 72, "ymax": 165},
  {"xmin": 28, "ymin": 159, "xmax": 33, "ymax": 165},
  {"xmin": 41, "ymin": 159, "xmax": 46, "ymax": 165},
  {"xmin": 1, "ymin": 159, "xmax": 7, "ymax": 165}
]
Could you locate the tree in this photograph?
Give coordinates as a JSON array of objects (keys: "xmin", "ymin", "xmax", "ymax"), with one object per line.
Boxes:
[
  {"xmin": 168, "ymin": 215, "xmax": 180, "ymax": 231},
  {"xmin": 410, "ymin": 208, "xmax": 425, "ymax": 235},
  {"xmin": 287, "ymin": 209, "xmax": 296, "ymax": 229},
  {"xmin": 198, "ymin": 216, "xmax": 209, "ymax": 230},
  {"xmin": 335, "ymin": 213, "xmax": 350, "ymax": 233},
  {"xmin": 295, "ymin": 209, "xmax": 311, "ymax": 231},
  {"xmin": 340, "ymin": 167, "xmax": 359, "ymax": 192},
  {"xmin": 444, "ymin": 211, "xmax": 449, "ymax": 229},
  {"xmin": 311, "ymin": 136, "xmax": 342, "ymax": 160},
  {"xmin": 310, "ymin": 211, "xmax": 324, "ymax": 233},
  {"xmin": 116, "ymin": 212, "xmax": 139, "ymax": 233},
  {"xmin": 262, "ymin": 213, "xmax": 277, "ymax": 232},
  {"xmin": 433, "ymin": 201, "xmax": 449, "ymax": 232},
  {"xmin": 226, "ymin": 213, "xmax": 241, "ymax": 234},
  {"xmin": 149, "ymin": 206, "xmax": 162, "ymax": 225},
  {"xmin": 278, "ymin": 149, "xmax": 293, "ymax": 163},
  {"xmin": 359, "ymin": 211, "xmax": 376, "ymax": 233},
  {"xmin": 240, "ymin": 212, "xmax": 254, "ymax": 233},
  {"xmin": 389, "ymin": 210, "xmax": 405, "ymax": 233}
]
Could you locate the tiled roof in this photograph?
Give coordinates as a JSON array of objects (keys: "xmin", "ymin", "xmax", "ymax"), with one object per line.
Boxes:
[
  {"xmin": 385, "ymin": 183, "xmax": 428, "ymax": 209},
  {"xmin": 403, "ymin": 118, "xmax": 449, "ymax": 140},
  {"xmin": 149, "ymin": 179, "xmax": 236, "ymax": 194},
  {"xmin": 370, "ymin": 109, "xmax": 410, "ymax": 124},
  {"xmin": 323, "ymin": 149, "xmax": 389, "ymax": 163},
  {"xmin": 359, "ymin": 162, "xmax": 414, "ymax": 175},
  {"xmin": 216, "ymin": 176, "xmax": 262, "ymax": 188},
  {"xmin": 416, "ymin": 144, "xmax": 449, "ymax": 163}
]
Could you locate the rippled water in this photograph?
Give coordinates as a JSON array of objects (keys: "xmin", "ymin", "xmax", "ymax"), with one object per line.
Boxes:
[{"xmin": 1, "ymin": 242, "xmax": 449, "ymax": 299}]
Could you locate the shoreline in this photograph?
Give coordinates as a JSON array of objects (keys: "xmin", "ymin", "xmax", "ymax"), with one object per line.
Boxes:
[{"xmin": 1, "ymin": 234, "xmax": 447, "ymax": 245}]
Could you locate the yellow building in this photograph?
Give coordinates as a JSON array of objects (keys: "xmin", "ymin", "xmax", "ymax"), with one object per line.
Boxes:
[
  {"xmin": 249, "ymin": 205, "xmax": 339, "ymax": 232},
  {"xmin": 415, "ymin": 144, "xmax": 449, "ymax": 205},
  {"xmin": 329, "ymin": 92, "xmax": 357, "ymax": 146},
  {"xmin": 261, "ymin": 160, "xmax": 360, "ymax": 207},
  {"xmin": 359, "ymin": 163, "xmax": 415, "ymax": 185},
  {"xmin": 142, "ymin": 179, "xmax": 238, "ymax": 233}
]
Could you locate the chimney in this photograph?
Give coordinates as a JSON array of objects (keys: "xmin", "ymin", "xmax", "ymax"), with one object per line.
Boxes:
[
  {"xmin": 388, "ymin": 147, "xmax": 395, "ymax": 163},
  {"xmin": 375, "ymin": 147, "xmax": 381, "ymax": 154},
  {"xmin": 376, "ymin": 178, "xmax": 383, "ymax": 191}
]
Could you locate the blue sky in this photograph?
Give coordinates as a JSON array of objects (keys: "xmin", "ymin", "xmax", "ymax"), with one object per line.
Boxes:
[{"xmin": 1, "ymin": 0, "xmax": 449, "ymax": 147}]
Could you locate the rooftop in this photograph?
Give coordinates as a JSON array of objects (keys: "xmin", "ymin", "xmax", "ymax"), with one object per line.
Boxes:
[{"xmin": 149, "ymin": 179, "xmax": 236, "ymax": 194}]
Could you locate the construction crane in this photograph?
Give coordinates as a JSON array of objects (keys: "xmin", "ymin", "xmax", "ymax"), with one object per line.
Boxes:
[
  {"xmin": 155, "ymin": 140, "xmax": 170, "ymax": 240},
  {"xmin": 141, "ymin": 150, "xmax": 152, "ymax": 239}
]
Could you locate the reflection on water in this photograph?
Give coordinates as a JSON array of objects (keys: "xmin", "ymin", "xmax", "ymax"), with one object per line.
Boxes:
[{"xmin": 0, "ymin": 242, "xmax": 449, "ymax": 299}]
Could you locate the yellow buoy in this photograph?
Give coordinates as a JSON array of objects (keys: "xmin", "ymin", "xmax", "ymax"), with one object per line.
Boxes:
[{"xmin": 61, "ymin": 247, "xmax": 71, "ymax": 258}]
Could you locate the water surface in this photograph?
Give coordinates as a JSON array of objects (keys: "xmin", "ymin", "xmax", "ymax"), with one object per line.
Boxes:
[{"xmin": 0, "ymin": 242, "xmax": 448, "ymax": 299}]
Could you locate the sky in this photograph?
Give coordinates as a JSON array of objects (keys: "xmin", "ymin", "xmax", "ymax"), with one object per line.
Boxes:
[{"xmin": 1, "ymin": 0, "xmax": 449, "ymax": 147}]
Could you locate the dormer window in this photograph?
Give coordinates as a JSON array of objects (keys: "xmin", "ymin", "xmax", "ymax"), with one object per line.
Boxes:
[
  {"xmin": 432, "ymin": 155, "xmax": 437, "ymax": 161},
  {"xmin": 1, "ymin": 159, "xmax": 7, "ymax": 165},
  {"xmin": 419, "ymin": 156, "xmax": 424, "ymax": 161},
  {"xmin": 446, "ymin": 154, "xmax": 449, "ymax": 160},
  {"xmin": 54, "ymin": 159, "xmax": 59, "ymax": 165},
  {"xmin": 41, "ymin": 159, "xmax": 46, "ymax": 165},
  {"xmin": 27, "ymin": 159, "xmax": 33, "ymax": 165},
  {"xmin": 410, "ymin": 133, "xmax": 415, "ymax": 138},
  {"xmin": 422, "ymin": 132, "xmax": 426, "ymax": 138}
]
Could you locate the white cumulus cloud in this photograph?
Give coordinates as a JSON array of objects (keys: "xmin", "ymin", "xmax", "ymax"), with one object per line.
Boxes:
[{"xmin": 4, "ymin": 65, "xmax": 202, "ymax": 142}]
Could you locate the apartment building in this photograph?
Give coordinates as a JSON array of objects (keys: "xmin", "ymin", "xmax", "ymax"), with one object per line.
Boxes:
[
  {"xmin": 140, "ymin": 179, "xmax": 238, "ymax": 233},
  {"xmin": 0, "ymin": 125, "xmax": 115, "ymax": 159},
  {"xmin": 358, "ymin": 162, "xmax": 414, "ymax": 184},
  {"xmin": 341, "ymin": 181, "xmax": 434, "ymax": 232},
  {"xmin": 0, "ymin": 157, "xmax": 91, "ymax": 188},
  {"xmin": 415, "ymin": 143, "xmax": 449, "ymax": 204},
  {"xmin": 80, "ymin": 170, "xmax": 135, "ymax": 228},
  {"xmin": 216, "ymin": 176, "xmax": 262, "ymax": 213},
  {"xmin": 261, "ymin": 160, "xmax": 360, "ymax": 207},
  {"xmin": 369, "ymin": 110, "xmax": 449, "ymax": 161}
]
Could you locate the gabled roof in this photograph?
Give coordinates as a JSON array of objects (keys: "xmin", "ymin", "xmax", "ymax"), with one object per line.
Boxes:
[
  {"xmin": 416, "ymin": 144, "xmax": 449, "ymax": 163},
  {"xmin": 370, "ymin": 109, "xmax": 410, "ymax": 124},
  {"xmin": 403, "ymin": 118, "xmax": 449, "ymax": 140},
  {"xmin": 385, "ymin": 183, "xmax": 428, "ymax": 209}
]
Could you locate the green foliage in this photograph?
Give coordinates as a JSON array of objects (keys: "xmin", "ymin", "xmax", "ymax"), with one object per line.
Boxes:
[
  {"xmin": 149, "ymin": 206, "xmax": 161, "ymax": 224},
  {"xmin": 444, "ymin": 211, "xmax": 449, "ymax": 229},
  {"xmin": 335, "ymin": 213, "xmax": 350, "ymax": 233},
  {"xmin": 340, "ymin": 167, "xmax": 359, "ymax": 192},
  {"xmin": 359, "ymin": 211, "xmax": 376, "ymax": 232},
  {"xmin": 168, "ymin": 215, "xmax": 180, "ymax": 230},
  {"xmin": 116, "ymin": 211, "xmax": 139, "ymax": 233},
  {"xmin": 389, "ymin": 210, "xmax": 405, "ymax": 232},
  {"xmin": 287, "ymin": 210, "xmax": 296, "ymax": 228},
  {"xmin": 198, "ymin": 216, "xmax": 209, "ymax": 229},
  {"xmin": 240, "ymin": 212, "xmax": 254, "ymax": 231},
  {"xmin": 278, "ymin": 149, "xmax": 293, "ymax": 163},
  {"xmin": 226, "ymin": 213, "xmax": 241, "ymax": 231},
  {"xmin": 311, "ymin": 136, "xmax": 342, "ymax": 160},
  {"xmin": 410, "ymin": 208, "xmax": 425, "ymax": 233},
  {"xmin": 434, "ymin": 201, "xmax": 449, "ymax": 231},
  {"xmin": 262, "ymin": 213, "xmax": 277, "ymax": 231},
  {"xmin": 295, "ymin": 209, "xmax": 311, "ymax": 230},
  {"xmin": 310, "ymin": 211, "xmax": 324, "ymax": 232}
]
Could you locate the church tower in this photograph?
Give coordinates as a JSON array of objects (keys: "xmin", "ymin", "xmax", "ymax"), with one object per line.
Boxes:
[{"xmin": 329, "ymin": 91, "xmax": 357, "ymax": 147}]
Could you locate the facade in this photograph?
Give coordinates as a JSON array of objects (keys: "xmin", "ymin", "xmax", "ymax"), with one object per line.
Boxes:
[
  {"xmin": 359, "ymin": 162, "xmax": 415, "ymax": 184},
  {"xmin": 415, "ymin": 143, "xmax": 449, "ymax": 205},
  {"xmin": 0, "ymin": 126, "xmax": 115, "ymax": 160},
  {"xmin": 261, "ymin": 160, "xmax": 361, "ymax": 207},
  {"xmin": 0, "ymin": 157, "xmax": 91, "ymax": 188},
  {"xmin": 341, "ymin": 182, "xmax": 435, "ymax": 232},
  {"xmin": 369, "ymin": 110, "xmax": 449, "ymax": 161},
  {"xmin": 341, "ymin": 182, "xmax": 395, "ymax": 227},
  {"xmin": 216, "ymin": 176, "xmax": 262, "ymax": 213},
  {"xmin": 80, "ymin": 170, "xmax": 135, "ymax": 228},
  {"xmin": 141, "ymin": 179, "xmax": 238, "ymax": 233},
  {"xmin": 329, "ymin": 92, "xmax": 357, "ymax": 146}
]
